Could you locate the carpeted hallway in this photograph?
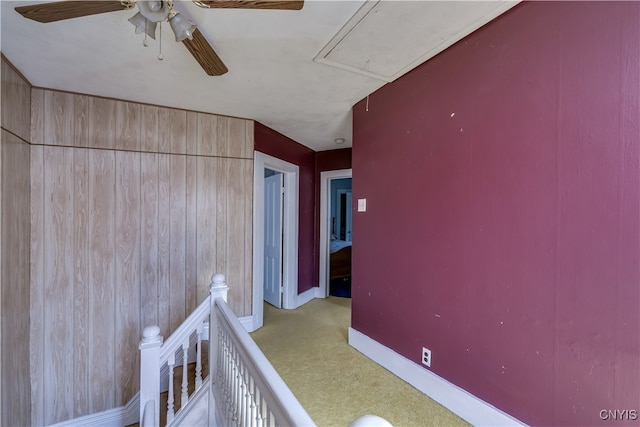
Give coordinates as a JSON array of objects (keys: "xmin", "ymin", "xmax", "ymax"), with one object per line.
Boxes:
[{"xmin": 250, "ymin": 297, "xmax": 469, "ymax": 427}]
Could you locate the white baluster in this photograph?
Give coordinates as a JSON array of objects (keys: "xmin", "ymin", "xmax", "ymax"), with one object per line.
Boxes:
[
  {"xmin": 181, "ymin": 341, "xmax": 189, "ymax": 408},
  {"xmin": 248, "ymin": 376, "xmax": 257, "ymax": 427},
  {"xmin": 139, "ymin": 325, "xmax": 162, "ymax": 427},
  {"xmin": 229, "ymin": 346, "xmax": 235, "ymax": 424},
  {"xmin": 243, "ymin": 363, "xmax": 251, "ymax": 427},
  {"xmin": 167, "ymin": 352, "xmax": 175, "ymax": 424},
  {"xmin": 195, "ymin": 322, "xmax": 203, "ymax": 388},
  {"xmin": 237, "ymin": 353, "xmax": 244, "ymax": 427},
  {"xmin": 231, "ymin": 348, "xmax": 239, "ymax": 425}
]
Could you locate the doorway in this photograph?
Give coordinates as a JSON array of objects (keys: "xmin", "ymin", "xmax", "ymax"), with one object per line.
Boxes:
[
  {"xmin": 252, "ymin": 152, "xmax": 299, "ymax": 330},
  {"xmin": 319, "ymin": 169, "xmax": 353, "ymax": 298}
]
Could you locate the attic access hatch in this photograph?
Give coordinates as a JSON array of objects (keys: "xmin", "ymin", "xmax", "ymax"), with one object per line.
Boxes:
[{"xmin": 314, "ymin": 0, "xmax": 520, "ymax": 82}]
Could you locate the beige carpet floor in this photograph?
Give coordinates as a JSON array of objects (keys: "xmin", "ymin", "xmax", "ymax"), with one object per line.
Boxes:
[{"xmin": 250, "ymin": 297, "xmax": 469, "ymax": 427}]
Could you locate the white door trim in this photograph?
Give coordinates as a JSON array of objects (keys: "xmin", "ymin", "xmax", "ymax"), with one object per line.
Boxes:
[
  {"xmin": 319, "ymin": 168, "xmax": 352, "ymax": 298},
  {"xmin": 253, "ymin": 152, "xmax": 299, "ymax": 330}
]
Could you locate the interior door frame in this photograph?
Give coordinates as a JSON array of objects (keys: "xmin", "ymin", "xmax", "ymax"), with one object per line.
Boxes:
[
  {"xmin": 319, "ymin": 168, "xmax": 352, "ymax": 297},
  {"xmin": 253, "ymin": 151, "xmax": 299, "ymax": 330}
]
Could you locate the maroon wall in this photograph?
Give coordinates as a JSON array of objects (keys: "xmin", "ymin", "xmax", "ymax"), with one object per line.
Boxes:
[
  {"xmin": 316, "ymin": 148, "xmax": 352, "ymax": 172},
  {"xmin": 255, "ymin": 122, "xmax": 316, "ymax": 292},
  {"xmin": 315, "ymin": 148, "xmax": 353, "ymax": 281},
  {"xmin": 254, "ymin": 125, "xmax": 352, "ymax": 291},
  {"xmin": 352, "ymin": 2, "xmax": 639, "ymax": 426}
]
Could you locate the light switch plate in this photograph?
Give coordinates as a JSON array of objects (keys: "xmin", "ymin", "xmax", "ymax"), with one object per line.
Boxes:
[{"xmin": 357, "ymin": 198, "xmax": 366, "ymax": 212}]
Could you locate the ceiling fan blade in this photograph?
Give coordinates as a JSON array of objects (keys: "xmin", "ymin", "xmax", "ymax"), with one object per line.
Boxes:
[
  {"xmin": 193, "ymin": 0, "xmax": 303, "ymax": 10},
  {"xmin": 15, "ymin": 1, "xmax": 131, "ymax": 23},
  {"xmin": 182, "ymin": 29, "xmax": 228, "ymax": 76}
]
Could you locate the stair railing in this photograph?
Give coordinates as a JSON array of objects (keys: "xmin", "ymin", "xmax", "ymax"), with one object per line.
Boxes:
[
  {"xmin": 139, "ymin": 273, "xmax": 313, "ymax": 427},
  {"xmin": 209, "ymin": 274, "xmax": 315, "ymax": 427},
  {"xmin": 139, "ymin": 276, "xmax": 215, "ymax": 426}
]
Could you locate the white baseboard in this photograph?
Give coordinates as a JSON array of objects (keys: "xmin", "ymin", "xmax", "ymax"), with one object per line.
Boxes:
[
  {"xmin": 238, "ymin": 315, "xmax": 256, "ymax": 332},
  {"xmin": 348, "ymin": 328, "xmax": 527, "ymax": 427},
  {"xmin": 296, "ymin": 286, "xmax": 323, "ymax": 308},
  {"xmin": 246, "ymin": 287, "xmax": 322, "ymax": 332},
  {"xmin": 48, "ymin": 391, "xmax": 140, "ymax": 427}
]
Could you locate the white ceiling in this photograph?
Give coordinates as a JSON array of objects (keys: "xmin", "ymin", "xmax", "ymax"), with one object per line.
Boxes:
[{"xmin": 0, "ymin": 0, "xmax": 518, "ymax": 151}]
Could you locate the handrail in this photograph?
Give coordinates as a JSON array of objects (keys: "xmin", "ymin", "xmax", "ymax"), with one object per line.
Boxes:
[
  {"xmin": 212, "ymin": 296, "xmax": 315, "ymax": 427},
  {"xmin": 159, "ymin": 295, "xmax": 210, "ymax": 364}
]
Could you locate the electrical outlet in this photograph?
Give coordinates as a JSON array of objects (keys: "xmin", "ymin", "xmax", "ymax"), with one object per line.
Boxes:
[{"xmin": 422, "ymin": 347, "xmax": 431, "ymax": 367}]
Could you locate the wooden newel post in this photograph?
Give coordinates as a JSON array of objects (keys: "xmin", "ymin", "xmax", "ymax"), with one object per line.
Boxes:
[
  {"xmin": 139, "ymin": 325, "xmax": 163, "ymax": 426},
  {"xmin": 209, "ymin": 273, "xmax": 227, "ymax": 426}
]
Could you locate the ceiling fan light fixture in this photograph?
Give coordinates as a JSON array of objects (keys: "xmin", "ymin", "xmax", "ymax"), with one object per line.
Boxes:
[
  {"xmin": 169, "ymin": 13, "xmax": 197, "ymax": 42},
  {"xmin": 128, "ymin": 12, "xmax": 157, "ymax": 39},
  {"xmin": 137, "ymin": 1, "xmax": 170, "ymax": 23}
]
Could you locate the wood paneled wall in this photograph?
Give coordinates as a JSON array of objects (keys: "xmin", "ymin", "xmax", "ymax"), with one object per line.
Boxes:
[
  {"xmin": 30, "ymin": 89, "xmax": 254, "ymax": 425},
  {"xmin": 1, "ymin": 57, "xmax": 32, "ymax": 427},
  {"xmin": 1, "ymin": 57, "xmax": 31, "ymax": 139}
]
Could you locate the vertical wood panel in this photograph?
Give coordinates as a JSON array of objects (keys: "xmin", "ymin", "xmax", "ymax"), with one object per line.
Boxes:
[
  {"xmin": 185, "ymin": 156, "xmax": 198, "ymax": 312},
  {"xmin": 169, "ymin": 156, "xmax": 187, "ymax": 332},
  {"xmin": 29, "ymin": 144, "xmax": 45, "ymax": 426},
  {"xmin": 1, "ymin": 134, "xmax": 32, "ymax": 427},
  {"xmin": 186, "ymin": 112, "xmax": 198, "ymax": 155},
  {"xmin": 88, "ymin": 97, "xmax": 116, "ymax": 150},
  {"xmin": 196, "ymin": 113, "xmax": 216, "ymax": 156},
  {"xmin": 88, "ymin": 150, "xmax": 115, "ymax": 413},
  {"xmin": 244, "ymin": 120, "xmax": 254, "ymax": 159},
  {"xmin": 141, "ymin": 106, "xmax": 159, "ymax": 153},
  {"xmin": 115, "ymin": 151, "xmax": 141, "ymax": 404},
  {"xmin": 158, "ymin": 108, "xmax": 170, "ymax": 153},
  {"xmin": 226, "ymin": 118, "xmax": 246, "ymax": 159},
  {"xmin": 196, "ymin": 156, "xmax": 217, "ymax": 303},
  {"xmin": 170, "ymin": 110, "xmax": 187, "ymax": 154},
  {"xmin": 157, "ymin": 154, "xmax": 171, "ymax": 337},
  {"xmin": 73, "ymin": 148, "xmax": 89, "ymax": 417},
  {"xmin": 43, "ymin": 146, "xmax": 75, "ymax": 423},
  {"xmin": 1, "ymin": 59, "xmax": 31, "ymax": 140},
  {"xmin": 31, "ymin": 88, "xmax": 45, "ymax": 145},
  {"xmin": 44, "ymin": 91, "xmax": 74, "ymax": 146},
  {"xmin": 226, "ymin": 158, "xmax": 245, "ymax": 315},
  {"xmin": 115, "ymin": 101, "xmax": 141, "ymax": 151},
  {"xmin": 243, "ymin": 159, "xmax": 254, "ymax": 315},
  {"xmin": 141, "ymin": 153, "xmax": 159, "ymax": 329},
  {"xmin": 215, "ymin": 159, "xmax": 229, "ymax": 307},
  {"xmin": 74, "ymin": 95, "xmax": 89, "ymax": 148},
  {"xmin": 216, "ymin": 117, "xmax": 227, "ymax": 157}
]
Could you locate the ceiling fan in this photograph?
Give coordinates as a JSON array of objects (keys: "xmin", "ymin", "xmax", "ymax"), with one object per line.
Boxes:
[{"xmin": 14, "ymin": 0, "xmax": 304, "ymax": 76}]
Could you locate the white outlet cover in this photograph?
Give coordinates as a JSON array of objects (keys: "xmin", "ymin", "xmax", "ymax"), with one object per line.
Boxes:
[
  {"xmin": 358, "ymin": 198, "xmax": 367, "ymax": 212},
  {"xmin": 422, "ymin": 347, "xmax": 431, "ymax": 367}
]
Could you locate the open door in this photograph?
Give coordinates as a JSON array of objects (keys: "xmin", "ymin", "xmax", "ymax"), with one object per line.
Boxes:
[{"xmin": 264, "ymin": 172, "xmax": 283, "ymax": 307}]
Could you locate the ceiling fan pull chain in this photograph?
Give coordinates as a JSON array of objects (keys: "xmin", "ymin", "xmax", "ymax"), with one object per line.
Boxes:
[{"xmin": 158, "ymin": 22, "xmax": 164, "ymax": 60}]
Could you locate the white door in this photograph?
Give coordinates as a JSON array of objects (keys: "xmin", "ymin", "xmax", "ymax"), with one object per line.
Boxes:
[{"xmin": 264, "ymin": 172, "xmax": 283, "ymax": 307}]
